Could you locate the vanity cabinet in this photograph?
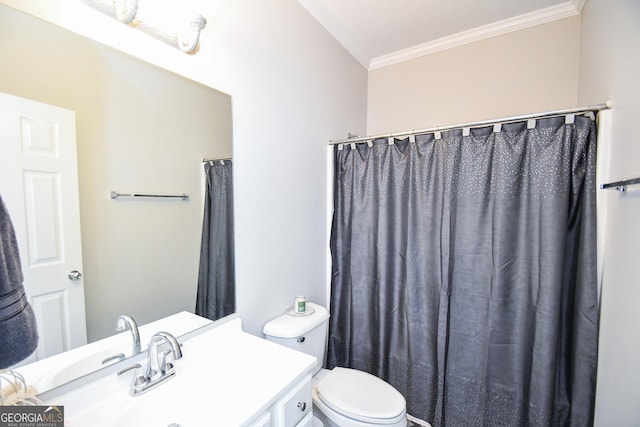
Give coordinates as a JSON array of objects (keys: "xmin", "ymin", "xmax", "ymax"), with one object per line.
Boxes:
[
  {"xmin": 271, "ymin": 375, "xmax": 313, "ymax": 427},
  {"xmin": 253, "ymin": 375, "xmax": 312, "ymax": 427}
]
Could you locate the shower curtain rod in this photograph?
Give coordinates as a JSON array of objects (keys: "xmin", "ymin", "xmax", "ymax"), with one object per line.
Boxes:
[
  {"xmin": 202, "ymin": 156, "xmax": 232, "ymax": 163},
  {"xmin": 329, "ymin": 102, "xmax": 611, "ymax": 145}
]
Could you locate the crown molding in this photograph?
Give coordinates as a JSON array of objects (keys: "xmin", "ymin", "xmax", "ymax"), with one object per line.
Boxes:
[
  {"xmin": 369, "ymin": 0, "xmax": 582, "ymax": 70},
  {"xmin": 572, "ymin": 0, "xmax": 586, "ymax": 13},
  {"xmin": 298, "ymin": 0, "xmax": 371, "ymax": 69},
  {"xmin": 298, "ymin": 0, "xmax": 584, "ymax": 72}
]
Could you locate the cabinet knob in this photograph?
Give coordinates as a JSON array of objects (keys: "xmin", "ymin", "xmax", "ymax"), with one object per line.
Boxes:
[{"xmin": 297, "ymin": 401, "xmax": 307, "ymax": 411}]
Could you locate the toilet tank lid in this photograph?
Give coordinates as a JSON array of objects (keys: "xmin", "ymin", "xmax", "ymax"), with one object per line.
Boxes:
[{"xmin": 263, "ymin": 302, "xmax": 330, "ymax": 338}]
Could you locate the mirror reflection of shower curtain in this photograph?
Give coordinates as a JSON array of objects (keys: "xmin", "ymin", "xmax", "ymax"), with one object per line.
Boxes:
[
  {"xmin": 328, "ymin": 116, "xmax": 600, "ymax": 427},
  {"xmin": 195, "ymin": 161, "xmax": 235, "ymax": 320}
]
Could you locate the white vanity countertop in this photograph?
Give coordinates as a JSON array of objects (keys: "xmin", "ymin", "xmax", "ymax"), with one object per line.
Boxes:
[
  {"xmin": 16, "ymin": 311, "xmax": 212, "ymax": 392},
  {"xmin": 47, "ymin": 317, "xmax": 317, "ymax": 426}
]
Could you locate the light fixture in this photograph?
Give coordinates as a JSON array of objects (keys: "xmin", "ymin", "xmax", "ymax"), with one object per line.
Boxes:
[{"xmin": 82, "ymin": 0, "xmax": 207, "ymax": 54}]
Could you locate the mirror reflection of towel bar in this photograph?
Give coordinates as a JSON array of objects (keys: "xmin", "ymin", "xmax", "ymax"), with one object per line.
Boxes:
[{"xmin": 110, "ymin": 191, "xmax": 189, "ymax": 200}]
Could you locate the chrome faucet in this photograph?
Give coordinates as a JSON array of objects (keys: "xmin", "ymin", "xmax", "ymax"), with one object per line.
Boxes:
[
  {"xmin": 116, "ymin": 314, "xmax": 141, "ymax": 355},
  {"xmin": 129, "ymin": 331, "xmax": 183, "ymax": 396},
  {"xmin": 144, "ymin": 331, "xmax": 183, "ymax": 381}
]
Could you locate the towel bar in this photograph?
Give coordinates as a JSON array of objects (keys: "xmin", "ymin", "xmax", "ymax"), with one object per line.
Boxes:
[
  {"xmin": 110, "ymin": 191, "xmax": 189, "ymax": 200},
  {"xmin": 600, "ymin": 177, "xmax": 640, "ymax": 192}
]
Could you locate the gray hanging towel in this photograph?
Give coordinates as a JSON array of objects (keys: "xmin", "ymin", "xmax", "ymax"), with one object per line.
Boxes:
[{"xmin": 0, "ymin": 195, "xmax": 38, "ymax": 368}]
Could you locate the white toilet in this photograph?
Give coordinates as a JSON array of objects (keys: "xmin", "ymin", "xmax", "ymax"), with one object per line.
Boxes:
[{"xmin": 263, "ymin": 302, "xmax": 407, "ymax": 427}]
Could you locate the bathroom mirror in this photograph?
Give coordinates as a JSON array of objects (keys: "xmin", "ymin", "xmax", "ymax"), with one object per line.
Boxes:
[{"xmin": 0, "ymin": 4, "xmax": 233, "ymax": 391}]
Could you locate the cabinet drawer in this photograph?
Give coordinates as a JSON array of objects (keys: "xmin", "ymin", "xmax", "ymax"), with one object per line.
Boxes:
[{"xmin": 277, "ymin": 376, "xmax": 312, "ymax": 427}]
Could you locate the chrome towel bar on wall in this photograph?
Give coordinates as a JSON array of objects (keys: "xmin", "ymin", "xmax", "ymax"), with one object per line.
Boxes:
[
  {"xmin": 110, "ymin": 191, "xmax": 189, "ymax": 200},
  {"xmin": 600, "ymin": 177, "xmax": 640, "ymax": 192}
]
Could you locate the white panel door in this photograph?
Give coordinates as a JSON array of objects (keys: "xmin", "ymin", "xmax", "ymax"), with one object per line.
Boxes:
[{"xmin": 0, "ymin": 92, "xmax": 87, "ymax": 364}]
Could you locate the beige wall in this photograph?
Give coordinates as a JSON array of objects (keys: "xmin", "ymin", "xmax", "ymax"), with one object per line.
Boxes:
[
  {"xmin": 0, "ymin": 6, "xmax": 232, "ymax": 341},
  {"xmin": 367, "ymin": 16, "xmax": 582, "ymax": 135},
  {"xmin": 578, "ymin": 0, "xmax": 640, "ymax": 425}
]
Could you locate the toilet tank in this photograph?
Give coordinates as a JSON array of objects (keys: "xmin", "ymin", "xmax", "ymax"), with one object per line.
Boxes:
[{"xmin": 263, "ymin": 302, "xmax": 330, "ymax": 373}]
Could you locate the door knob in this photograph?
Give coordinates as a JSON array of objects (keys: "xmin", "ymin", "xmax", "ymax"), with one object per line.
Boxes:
[{"xmin": 68, "ymin": 270, "xmax": 83, "ymax": 281}]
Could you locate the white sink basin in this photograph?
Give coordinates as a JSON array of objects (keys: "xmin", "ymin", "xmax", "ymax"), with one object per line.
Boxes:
[{"xmin": 37, "ymin": 345, "xmax": 126, "ymax": 390}]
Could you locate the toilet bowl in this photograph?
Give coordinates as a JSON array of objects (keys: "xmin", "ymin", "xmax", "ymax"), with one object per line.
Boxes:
[
  {"xmin": 263, "ymin": 302, "xmax": 407, "ymax": 427},
  {"xmin": 312, "ymin": 368, "xmax": 406, "ymax": 427}
]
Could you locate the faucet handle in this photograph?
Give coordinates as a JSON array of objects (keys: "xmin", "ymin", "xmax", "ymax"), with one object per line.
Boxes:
[
  {"xmin": 117, "ymin": 363, "xmax": 141, "ymax": 376},
  {"xmin": 160, "ymin": 350, "xmax": 175, "ymax": 374},
  {"xmin": 102, "ymin": 353, "xmax": 126, "ymax": 365}
]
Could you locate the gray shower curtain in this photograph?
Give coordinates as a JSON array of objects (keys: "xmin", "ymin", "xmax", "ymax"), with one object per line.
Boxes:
[
  {"xmin": 327, "ymin": 116, "xmax": 599, "ymax": 426},
  {"xmin": 195, "ymin": 160, "xmax": 235, "ymax": 320}
]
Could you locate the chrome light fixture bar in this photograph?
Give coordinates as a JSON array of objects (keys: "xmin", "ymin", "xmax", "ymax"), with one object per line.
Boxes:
[{"xmin": 82, "ymin": 0, "xmax": 207, "ymax": 54}]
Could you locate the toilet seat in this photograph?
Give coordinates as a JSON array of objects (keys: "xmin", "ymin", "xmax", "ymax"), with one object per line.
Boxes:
[{"xmin": 315, "ymin": 368, "xmax": 406, "ymax": 424}]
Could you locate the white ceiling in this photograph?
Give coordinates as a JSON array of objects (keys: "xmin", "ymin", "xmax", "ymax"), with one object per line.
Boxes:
[{"xmin": 299, "ymin": 0, "xmax": 585, "ymax": 70}]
